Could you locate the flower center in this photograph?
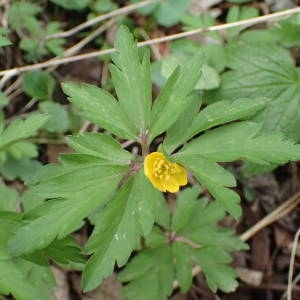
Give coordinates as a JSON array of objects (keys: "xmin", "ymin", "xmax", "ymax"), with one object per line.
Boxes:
[{"xmin": 153, "ymin": 158, "xmax": 175, "ymax": 181}]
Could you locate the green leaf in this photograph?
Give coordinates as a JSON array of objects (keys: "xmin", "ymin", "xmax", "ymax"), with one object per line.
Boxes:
[
  {"xmin": 270, "ymin": 14, "xmax": 300, "ymax": 47},
  {"xmin": 226, "ymin": 6, "xmax": 259, "ymax": 40},
  {"xmin": 175, "ymin": 155, "xmax": 241, "ymax": 218},
  {"xmin": 226, "ymin": 0, "xmax": 251, "ymax": 3},
  {"xmin": 182, "ymin": 13, "xmax": 222, "ymax": 42},
  {"xmin": 0, "ymin": 248, "xmax": 52, "ymax": 300},
  {"xmin": 206, "ymin": 43, "xmax": 300, "ymax": 143},
  {"xmin": 0, "ymin": 91, "xmax": 8, "ymax": 107},
  {"xmin": 4, "ymin": 140, "xmax": 38, "ymax": 160},
  {"xmin": 110, "ymin": 25, "xmax": 152, "ymax": 132},
  {"xmin": 170, "ymin": 188, "xmax": 247, "ymax": 292},
  {"xmin": 67, "ymin": 132, "xmax": 134, "ymax": 165},
  {"xmin": 83, "ymin": 170, "xmax": 160, "ymax": 291},
  {"xmin": 0, "ymin": 185, "xmax": 19, "ymax": 212},
  {"xmin": 0, "ymin": 27, "xmax": 11, "ymax": 47},
  {"xmin": 194, "ymin": 247, "xmax": 238, "ymax": 292},
  {"xmin": 164, "ymin": 97, "xmax": 268, "ymax": 153},
  {"xmin": 0, "ymin": 114, "xmax": 49, "ymax": 152},
  {"xmin": 22, "ymin": 190, "xmax": 45, "ymax": 212},
  {"xmin": 49, "ymin": 0, "xmax": 89, "ymax": 10},
  {"xmin": 8, "ymin": 3, "xmax": 41, "ymax": 33},
  {"xmin": 22, "ymin": 70, "xmax": 55, "ymax": 101},
  {"xmin": 149, "ymin": 53, "xmax": 204, "ymax": 142},
  {"xmin": 0, "ymin": 156, "xmax": 42, "ymax": 182},
  {"xmin": 39, "ymin": 102, "xmax": 70, "ymax": 133},
  {"xmin": 155, "ymin": 53, "xmax": 219, "ymax": 90},
  {"xmin": 154, "ymin": 0, "xmax": 192, "ymax": 27},
  {"xmin": 0, "ymin": 212, "xmax": 21, "ymax": 246},
  {"xmin": 8, "ymin": 159, "xmax": 127, "ymax": 255},
  {"xmin": 164, "ymin": 93, "xmax": 202, "ymax": 155},
  {"xmin": 172, "ymin": 243, "xmax": 193, "ymax": 292},
  {"xmin": 43, "ymin": 236, "xmax": 85, "ymax": 267},
  {"xmin": 62, "ymin": 82, "xmax": 137, "ymax": 140},
  {"xmin": 179, "ymin": 122, "xmax": 300, "ymax": 164},
  {"xmin": 118, "ymin": 244, "xmax": 174, "ymax": 300},
  {"xmin": 132, "ymin": 0, "xmax": 192, "ymax": 26}
]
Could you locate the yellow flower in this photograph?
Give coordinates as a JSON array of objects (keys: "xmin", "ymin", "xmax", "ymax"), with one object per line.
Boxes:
[{"xmin": 144, "ymin": 152, "xmax": 188, "ymax": 193}]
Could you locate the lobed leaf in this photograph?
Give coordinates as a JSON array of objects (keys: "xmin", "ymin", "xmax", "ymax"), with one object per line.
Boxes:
[
  {"xmin": 8, "ymin": 159, "xmax": 127, "ymax": 255},
  {"xmin": 178, "ymin": 122, "xmax": 300, "ymax": 164},
  {"xmin": 67, "ymin": 132, "xmax": 134, "ymax": 165},
  {"xmin": 175, "ymin": 155, "xmax": 241, "ymax": 218},
  {"xmin": 164, "ymin": 97, "xmax": 269, "ymax": 153},
  {"xmin": 206, "ymin": 43, "xmax": 300, "ymax": 142},
  {"xmin": 83, "ymin": 170, "xmax": 160, "ymax": 291},
  {"xmin": 149, "ymin": 53, "xmax": 204, "ymax": 142},
  {"xmin": 118, "ymin": 244, "xmax": 174, "ymax": 300},
  {"xmin": 62, "ymin": 82, "xmax": 137, "ymax": 140},
  {"xmin": 0, "ymin": 114, "xmax": 49, "ymax": 152},
  {"xmin": 110, "ymin": 25, "xmax": 152, "ymax": 132},
  {"xmin": 0, "ymin": 248, "xmax": 52, "ymax": 300}
]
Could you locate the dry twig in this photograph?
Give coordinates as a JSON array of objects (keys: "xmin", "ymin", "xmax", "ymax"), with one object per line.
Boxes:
[{"xmin": 1, "ymin": 6, "xmax": 300, "ymax": 87}]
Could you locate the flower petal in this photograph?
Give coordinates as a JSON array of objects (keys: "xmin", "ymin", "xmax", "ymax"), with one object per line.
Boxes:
[
  {"xmin": 174, "ymin": 164, "xmax": 188, "ymax": 186},
  {"xmin": 161, "ymin": 176, "xmax": 179, "ymax": 193}
]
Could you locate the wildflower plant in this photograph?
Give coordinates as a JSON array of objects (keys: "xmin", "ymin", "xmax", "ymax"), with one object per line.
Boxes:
[{"xmin": 4, "ymin": 26, "xmax": 300, "ymax": 299}]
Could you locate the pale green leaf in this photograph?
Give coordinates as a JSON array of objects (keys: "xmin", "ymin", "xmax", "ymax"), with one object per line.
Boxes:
[
  {"xmin": 154, "ymin": 54, "xmax": 217, "ymax": 90},
  {"xmin": 149, "ymin": 53, "xmax": 204, "ymax": 141},
  {"xmin": 155, "ymin": 0, "xmax": 192, "ymax": 26},
  {"xmin": 226, "ymin": 6, "xmax": 259, "ymax": 40},
  {"xmin": 39, "ymin": 102, "xmax": 70, "ymax": 132}
]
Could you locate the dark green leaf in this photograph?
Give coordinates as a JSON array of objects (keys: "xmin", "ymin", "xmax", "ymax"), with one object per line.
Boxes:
[
  {"xmin": 110, "ymin": 25, "xmax": 152, "ymax": 132},
  {"xmin": 62, "ymin": 82, "xmax": 137, "ymax": 140},
  {"xmin": 67, "ymin": 132, "xmax": 134, "ymax": 165},
  {"xmin": 43, "ymin": 236, "xmax": 85, "ymax": 266},
  {"xmin": 179, "ymin": 122, "xmax": 300, "ymax": 164},
  {"xmin": 83, "ymin": 170, "xmax": 159, "ymax": 291},
  {"xmin": 22, "ymin": 71, "xmax": 55, "ymax": 101},
  {"xmin": 8, "ymin": 159, "xmax": 127, "ymax": 255},
  {"xmin": 175, "ymin": 155, "xmax": 241, "ymax": 218},
  {"xmin": 206, "ymin": 43, "xmax": 300, "ymax": 142},
  {"xmin": 0, "ymin": 114, "xmax": 49, "ymax": 152},
  {"xmin": 118, "ymin": 244, "xmax": 174, "ymax": 300},
  {"xmin": 0, "ymin": 185, "xmax": 19, "ymax": 212},
  {"xmin": 164, "ymin": 97, "xmax": 268, "ymax": 152},
  {"xmin": 0, "ymin": 248, "xmax": 52, "ymax": 300}
]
